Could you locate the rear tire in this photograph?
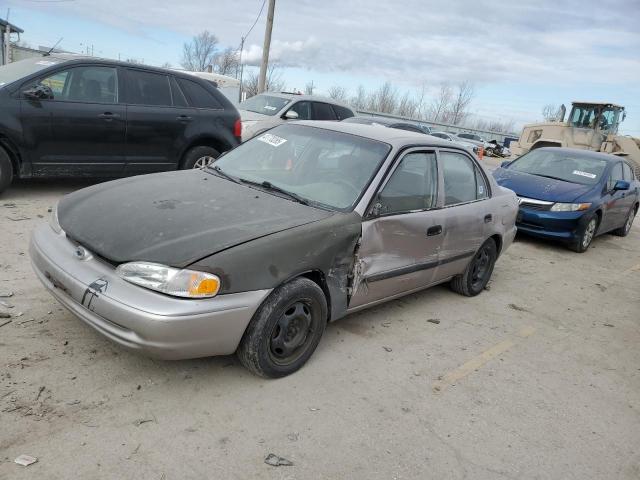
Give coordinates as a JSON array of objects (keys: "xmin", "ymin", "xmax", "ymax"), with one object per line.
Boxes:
[
  {"xmin": 613, "ymin": 205, "xmax": 637, "ymax": 237},
  {"xmin": 237, "ymin": 278, "xmax": 327, "ymax": 378},
  {"xmin": 450, "ymin": 238, "xmax": 497, "ymax": 297},
  {"xmin": 181, "ymin": 146, "xmax": 220, "ymax": 170},
  {"xmin": 0, "ymin": 147, "xmax": 14, "ymax": 195},
  {"xmin": 568, "ymin": 214, "xmax": 599, "ymax": 252}
]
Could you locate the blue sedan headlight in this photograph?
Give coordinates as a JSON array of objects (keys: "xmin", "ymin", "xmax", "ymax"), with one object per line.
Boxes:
[{"xmin": 549, "ymin": 202, "xmax": 592, "ymax": 212}]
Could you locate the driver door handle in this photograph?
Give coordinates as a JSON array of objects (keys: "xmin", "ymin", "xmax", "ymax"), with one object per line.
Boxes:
[
  {"xmin": 484, "ymin": 214, "xmax": 493, "ymax": 223},
  {"xmin": 98, "ymin": 112, "xmax": 119, "ymax": 121},
  {"xmin": 427, "ymin": 225, "xmax": 442, "ymax": 236},
  {"xmin": 177, "ymin": 115, "xmax": 193, "ymax": 122}
]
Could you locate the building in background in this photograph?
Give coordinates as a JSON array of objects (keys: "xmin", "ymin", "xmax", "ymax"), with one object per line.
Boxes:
[{"xmin": 0, "ymin": 18, "xmax": 23, "ymax": 65}]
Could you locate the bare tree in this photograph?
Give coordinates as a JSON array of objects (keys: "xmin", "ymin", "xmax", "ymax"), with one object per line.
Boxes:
[
  {"xmin": 304, "ymin": 81, "xmax": 315, "ymax": 95},
  {"xmin": 541, "ymin": 104, "xmax": 562, "ymax": 122},
  {"xmin": 244, "ymin": 64, "xmax": 285, "ymax": 98},
  {"xmin": 367, "ymin": 82, "xmax": 397, "ymax": 114},
  {"xmin": 427, "ymin": 83, "xmax": 453, "ymax": 122},
  {"xmin": 449, "ymin": 81, "xmax": 475, "ymax": 125},
  {"xmin": 415, "ymin": 83, "xmax": 429, "ymax": 119},
  {"xmin": 396, "ymin": 91, "xmax": 418, "ymax": 118},
  {"xmin": 181, "ymin": 31, "xmax": 219, "ymax": 71},
  {"xmin": 350, "ymin": 85, "xmax": 367, "ymax": 110},
  {"xmin": 160, "ymin": 62, "xmax": 172, "ymax": 69},
  {"xmin": 327, "ymin": 85, "xmax": 348, "ymax": 102},
  {"xmin": 214, "ymin": 47, "xmax": 239, "ymax": 77}
]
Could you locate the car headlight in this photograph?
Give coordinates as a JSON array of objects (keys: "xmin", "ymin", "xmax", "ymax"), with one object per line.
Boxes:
[
  {"xmin": 550, "ymin": 202, "xmax": 592, "ymax": 212},
  {"xmin": 116, "ymin": 262, "xmax": 221, "ymax": 298},
  {"xmin": 49, "ymin": 203, "xmax": 63, "ymax": 234}
]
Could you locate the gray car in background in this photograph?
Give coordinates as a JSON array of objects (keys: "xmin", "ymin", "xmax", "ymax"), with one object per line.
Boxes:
[
  {"xmin": 239, "ymin": 92, "xmax": 355, "ymax": 141},
  {"xmin": 430, "ymin": 131, "xmax": 482, "ymax": 155},
  {"xmin": 31, "ymin": 122, "xmax": 517, "ymax": 378}
]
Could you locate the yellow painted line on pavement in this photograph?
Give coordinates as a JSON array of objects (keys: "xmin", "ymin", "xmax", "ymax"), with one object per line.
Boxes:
[{"xmin": 433, "ymin": 326, "xmax": 535, "ymax": 393}]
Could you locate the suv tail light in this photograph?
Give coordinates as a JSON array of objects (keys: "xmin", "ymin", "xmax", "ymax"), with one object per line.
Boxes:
[{"xmin": 234, "ymin": 119, "xmax": 242, "ymax": 139}]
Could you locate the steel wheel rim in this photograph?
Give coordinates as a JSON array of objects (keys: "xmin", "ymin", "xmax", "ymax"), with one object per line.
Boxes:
[
  {"xmin": 269, "ymin": 300, "xmax": 315, "ymax": 366},
  {"xmin": 583, "ymin": 219, "xmax": 596, "ymax": 248},
  {"xmin": 194, "ymin": 156, "xmax": 216, "ymax": 169},
  {"xmin": 470, "ymin": 245, "xmax": 492, "ymax": 290}
]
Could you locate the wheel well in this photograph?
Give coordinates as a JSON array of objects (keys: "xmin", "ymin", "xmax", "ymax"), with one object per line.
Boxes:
[
  {"xmin": 531, "ymin": 141, "xmax": 562, "ymax": 150},
  {"xmin": 0, "ymin": 136, "xmax": 21, "ymax": 175},
  {"xmin": 299, "ymin": 270, "xmax": 332, "ymax": 322},
  {"xmin": 180, "ymin": 138, "xmax": 229, "ymax": 168},
  {"xmin": 490, "ymin": 234, "xmax": 503, "ymax": 255}
]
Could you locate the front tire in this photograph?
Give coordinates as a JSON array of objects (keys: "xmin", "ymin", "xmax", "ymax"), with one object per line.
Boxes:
[
  {"xmin": 181, "ymin": 146, "xmax": 220, "ymax": 170},
  {"xmin": 568, "ymin": 214, "xmax": 598, "ymax": 252},
  {"xmin": 237, "ymin": 278, "xmax": 327, "ymax": 378},
  {"xmin": 450, "ymin": 238, "xmax": 497, "ymax": 297},
  {"xmin": 0, "ymin": 147, "xmax": 14, "ymax": 195},
  {"xmin": 612, "ymin": 206, "xmax": 637, "ymax": 237}
]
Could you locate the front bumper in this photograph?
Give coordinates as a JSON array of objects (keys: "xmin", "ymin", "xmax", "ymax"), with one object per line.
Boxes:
[
  {"xmin": 515, "ymin": 207, "xmax": 587, "ymax": 242},
  {"xmin": 30, "ymin": 224, "xmax": 270, "ymax": 360}
]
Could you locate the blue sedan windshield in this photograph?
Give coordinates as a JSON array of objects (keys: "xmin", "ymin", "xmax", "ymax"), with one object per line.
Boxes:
[{"xmin": 508, "ymin": 150, "xmax": 608, "ymax": 185}]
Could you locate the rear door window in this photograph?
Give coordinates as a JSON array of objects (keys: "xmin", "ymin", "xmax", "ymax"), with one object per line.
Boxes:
[
  {"xmin": 441, "ymin": 151, "xmax": 487, "ymax": 205},
  {"xmin": 312, "ymin": 102, "xmax": 338, "ymax": 120},
  {"xmin": 177, "ymin": 78, "xmax": 223, "ymax": 109},
  {"xmin": 170, "ymin": 77, "xmax": 189, "ymax": 107},
  {"xmin": 126, "ymin": 69, "xmax": 172, "ymax": 106}
]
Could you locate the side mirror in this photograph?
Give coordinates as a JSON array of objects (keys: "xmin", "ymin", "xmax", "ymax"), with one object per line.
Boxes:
[
  {"xmin": 283, "ymin": 110, "xmax": 299, "ymax": 120},
  {"xmin": 500, "ymin": 160, "xmax": 511, "ymax": 168},
  {"xmin": 613, "ymin": 180, "xmax": 630, "ymax": 191},
  {"xmin": 23, "ymin": 84, "xmax": 53, "ymax": 100}
]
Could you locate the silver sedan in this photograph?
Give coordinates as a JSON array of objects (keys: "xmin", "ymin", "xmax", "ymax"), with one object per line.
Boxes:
[{"xmin": 31, "ymin": 122, "xmax": 518, "ymax": 377}]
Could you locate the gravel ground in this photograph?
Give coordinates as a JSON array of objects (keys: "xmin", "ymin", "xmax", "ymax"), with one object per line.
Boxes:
[{"xmin": 1, "ymin": 177, "xmax": 639, "ymax": 480}]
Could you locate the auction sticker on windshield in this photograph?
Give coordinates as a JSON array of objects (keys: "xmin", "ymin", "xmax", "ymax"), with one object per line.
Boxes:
[
  {"xmin": 258, "ymin": 133, "xmax": 288, "ymax": 147},
  {"xmin": 573, "ymin": 170, "xmax": 596, "ymax": 179}
]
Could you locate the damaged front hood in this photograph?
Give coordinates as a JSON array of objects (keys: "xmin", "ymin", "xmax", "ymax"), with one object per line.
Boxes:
[
  {"xmin": 493, "ymin": 168, "xmax": 592, "ymax": 203},
  {"xmin": 58, "ymin": 170, "xmax": 332, "ymax": 267}
]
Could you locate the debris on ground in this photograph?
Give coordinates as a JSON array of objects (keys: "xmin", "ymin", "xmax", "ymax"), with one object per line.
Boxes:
[
  {"xmin": 14, "ymin": 454, "xmax": 38, "ymax": 466},
  {"xmin": 0, "ymin": 319, "xmax": 11, "ymax": 328},
  {"xmin": 508, "ymin": 303, "xmax": 528, "ymax": 312},
  {"xmin": 383, "ymin": 346, "xmax": 393, "ymax": 352},
  {"xmin": 264, "ymin": 454, "xmax": 294, "ymax": 467},
  {"xmin": 287, "ymin": 432, "xmax": 299, "ymax": 442},
  {"xmin": 134, "ymin": 417, "xmax": 155, "ymax": 426},
  {"xmin": 427, "ymin": 319, "xmax": 441, "ymax": 324},
  {"xmin": 35, "ymin": 386, "xmax": 45, "ymax": 401},
  {"xmin": 381, "ymin": 322, "xmax": 391, "ymax": 327},
  {"xmin": 6, "ymin": 215, "xmax": 31, "ymax": 221},
  {"xmin": 0, "ymin": 291, "xmax": 13, "ymax": 297},
  {"xmin": 0, "ymin": 299, "xmax": 13, "ymax": 308},
  {"xmin": 309, "ymin": 407, "xmax": 320, "ymax": 411},
  {"xmin": 603, "ymin": 323, "xmax": 615, "ymax": 327}
]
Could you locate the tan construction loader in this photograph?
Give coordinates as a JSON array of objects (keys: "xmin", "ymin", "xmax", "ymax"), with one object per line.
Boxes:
[{"xmin": 510, "ymin": 102, "xmax": 640, "ymax": 175}]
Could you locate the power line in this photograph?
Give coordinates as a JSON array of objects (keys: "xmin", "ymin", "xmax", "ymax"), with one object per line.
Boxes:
[{"xmin": 242, "ymin": 0, "xmax": 267, "ymax": 41}]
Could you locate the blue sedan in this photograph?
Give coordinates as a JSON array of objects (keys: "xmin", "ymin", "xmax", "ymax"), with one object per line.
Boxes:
[{"xmin": 493, "ymin": 147, "xmax": 639, "ymax": 252}]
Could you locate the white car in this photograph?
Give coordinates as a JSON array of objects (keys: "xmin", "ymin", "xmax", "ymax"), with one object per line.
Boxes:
[
  {"xmin": 429, "ymin": 131, "xmax": 481, "ymax": 155},
  {"xmin": 239, "ymin": 93, "xmax": 355, "ymax": 141}
]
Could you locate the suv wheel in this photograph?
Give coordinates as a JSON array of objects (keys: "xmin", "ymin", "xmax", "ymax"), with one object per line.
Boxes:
[
  {"xmin": 237, "ymin": 278, "xmax": 327, "ymax": 378},
  {"xmin": 0, "ymin": 147, "xmax": 14, "ymax": 195},
  {"xmin": 181, "ymin": 146, "xmax": 220, "ymax": 170}
]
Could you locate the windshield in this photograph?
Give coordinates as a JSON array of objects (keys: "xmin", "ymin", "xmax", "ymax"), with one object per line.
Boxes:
[
  {"xmin": 240, "ymin": 94, "xmax": 290, "ymax": 116},
  {"xmin": 507, "ymin": 149, "xmax": 607, "ymax": 185},
  {"xmin": 0, "ymin": 56, "xmax": 64, "ymax": 87},
  {"xmin": 214, "ymin": 124, "xmax": 391, "ymax": 210}
]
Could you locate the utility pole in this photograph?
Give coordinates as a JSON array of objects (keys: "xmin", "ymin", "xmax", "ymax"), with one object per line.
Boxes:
[
  {"xmin": 257, "ymin": 0, "xmax": 276, "ymax": 94},
  {"xmin": 238, "ymin": 36, "xmax": 245, "ymax": 102}
]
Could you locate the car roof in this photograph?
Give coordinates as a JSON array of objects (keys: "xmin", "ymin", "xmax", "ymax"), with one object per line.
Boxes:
[
  {"xmin": 343, "ymin": 116, "xmax": 421, "ymax": 127},
  {"xmin": 533, "ymin": 147, "xmax": 623, "ymax": 163},
  {"xmin": 292, "ymin": 121, "xmax": 462, "ymax": 150},
  {"xmin": 253, "ymin": 92, "xmax": 353, "ymax": 110},
  {"xmin": 43, "ymin": 53, "xmax": 205, "ymax": 79}
]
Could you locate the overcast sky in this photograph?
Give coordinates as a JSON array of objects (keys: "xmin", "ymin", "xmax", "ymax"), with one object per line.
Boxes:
[{"xmin": 5, "ymin": 0, "xmax": 640, "ymax": 133}]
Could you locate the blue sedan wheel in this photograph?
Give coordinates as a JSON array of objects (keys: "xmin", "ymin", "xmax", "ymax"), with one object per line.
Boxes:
[
  {"xmin": 613, "ymin": 206, "xmax": 637, "ymax": 237},
  {"xmin": 569, "ymin": 215, "xmax": 598, "ymax": 253}
]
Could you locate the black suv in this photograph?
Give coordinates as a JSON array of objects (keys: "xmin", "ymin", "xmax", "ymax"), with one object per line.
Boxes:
[{"xmin": 0, "ymin": 55, "xmax": 241, "ymax": 193}]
